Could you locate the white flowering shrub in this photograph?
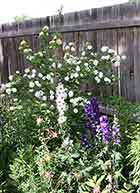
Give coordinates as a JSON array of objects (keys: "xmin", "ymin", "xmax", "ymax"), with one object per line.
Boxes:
[{"xmin": 0, "ymin": 26, "xmax": 122, "ymax": 193}]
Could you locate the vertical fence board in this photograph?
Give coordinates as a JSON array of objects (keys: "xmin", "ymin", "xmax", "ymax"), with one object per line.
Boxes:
[
  {"xmin": 134, "ymin": 27, "xmax": 140, "ymax": 102},
  {"xmin": 118, "ymin": 28, "xmax": 135, "ymax": 101}
]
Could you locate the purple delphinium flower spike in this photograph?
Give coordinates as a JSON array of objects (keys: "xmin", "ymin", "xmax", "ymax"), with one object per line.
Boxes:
[
  {"xmin": 90, "ymin": 96, "xmax": 100, "ymax": 124},
  {"xmin": 112, "ymin": 115, "xmax": 121, "ymax": 145},
  {"xmin": 84, "ymin": 96, "xmax": 100, "ymax": 134},
  {"xmin": 81, "ymin": 133, "xmax": 92, "ymax": 149},
  {"xmin": 100, "ymin": 115, "xmax": 110, "ymax": 144}
]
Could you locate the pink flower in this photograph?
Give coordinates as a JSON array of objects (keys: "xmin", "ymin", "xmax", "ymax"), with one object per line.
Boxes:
[
  {"xmin": 47, "ymin": 128, "xmax": 58, "ymax": 138},
  {"xmin": 44, "ymin": 172, "xmax": 54, "ymax": 181},
  {"xmin": 93, "ymin": 187, "xmax": 100, "ymax": 193}
]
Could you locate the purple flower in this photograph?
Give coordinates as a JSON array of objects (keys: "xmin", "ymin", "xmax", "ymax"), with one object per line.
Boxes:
[
  {"xmin": 81, "ymin": 133, "xmax": 92, "ymax": 149},
  {"xmin": 112, "ymin": 115, "xmax": 121, "ymax": 145},
  {"xmin": 84, "ymin": 96, "xmax": 100, "ymax": 134},
  {"xmin": 100, "ymin": 116, "xmax": 110, "ymax": 144}
]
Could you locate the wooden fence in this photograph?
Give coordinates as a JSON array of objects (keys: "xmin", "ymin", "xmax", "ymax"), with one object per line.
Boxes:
[{"xmin": 0, "ymin": 2, "xmax": 140, "ymax": 102}]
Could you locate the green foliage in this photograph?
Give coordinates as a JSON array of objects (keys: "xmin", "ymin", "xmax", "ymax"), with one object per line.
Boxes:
[
  {"xmin": 128, "ymin": 133, "xmax": 140, "ymax": 192},
  {"xmin": 14, "ymin": 15, "xmax": 31, "ymax": 22}
]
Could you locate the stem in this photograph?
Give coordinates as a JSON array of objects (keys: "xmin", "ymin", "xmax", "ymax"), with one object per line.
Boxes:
[{"xmin": 109, "ymin": 150, "xmax": 117, "ymax": 193}]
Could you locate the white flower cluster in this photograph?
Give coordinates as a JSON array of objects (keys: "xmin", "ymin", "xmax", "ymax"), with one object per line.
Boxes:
[
  {"xmin": 56, "ymin": 83, "xmax": 67, "ymax": 125},
  {"xmin": 63, "ymin": 44, "xmax": 121, "ymax": 85},
  {"xmin": 0, "ymin": 81, "xmax": 17, "ymax": 95},
  {"xmin": 63, "ymin": 42, "xmax": 76, "ymax": 52},
  {"xmin": 70, "ymin": 97, "xmax": 87, "ymax": 114},
  {"xmin": 35, "ymin": 90, "xmax": 47, "ymax": 101},
  {"xmin": 23, "ymin": 68, "xmax": 54, "ymax": 83},
  {"xmin": 100, "ymin": 46, "xmax": 121, "ymax": 68}
]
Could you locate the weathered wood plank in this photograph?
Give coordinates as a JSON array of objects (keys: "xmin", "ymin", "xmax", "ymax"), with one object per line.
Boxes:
[{"xmin": 133, "ymin": 27, "xmax": 140, "ymax": 102}]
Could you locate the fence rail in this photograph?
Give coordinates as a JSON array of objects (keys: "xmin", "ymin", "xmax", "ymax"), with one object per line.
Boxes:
[{"xmin": 0, "ymin": 2, "xmax": 140, "ymax": 102}]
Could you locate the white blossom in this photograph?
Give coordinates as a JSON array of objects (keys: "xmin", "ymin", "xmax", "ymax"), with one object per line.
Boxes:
[
  {"xmin": 29, "ymin": 82, "xmax": 35, "ymax": 88},
  {"xmin": 38, "ymin": 73, "xmax": 43, "ymax": 78},
  {"xmin": 104, "ymin": 77, "xmax": 111, "ymax": 83},
  {"xmin": 27, "ymin": 75, "xmax": 32, "ymax": 79},
  {"xmin": 94, "ymin": 70, "xmax": 98, "ymax": 75},
  {"xmin": 0, "ymin": 94, "xmax": 5, "ymax": 98},
  {"xmin": 73, "ymin": 108, "xmax": 78, "ymax": 113},
  {"xmin": 6, "ymin": 83, "xmax": 11, "ymax": 88},
  {"xmin": 35, "ymin": 81, "xmax": 41, "ymax": 87},
  {"xmin": 116, "ymin": 55, "xmax": 121, "ymax": 61},
  {"xmin": 108, "ymin": 49, "xmax": 115, "ymax": 54},
  {"xmin": 50, "ymin": 91, "xmax": 54, "ymax": 100},
  {"xmin": 93, "ymin": 60, "xmax": 99, "ymax": 66},
  {"xmin": 50, "ymin": 78, "xmax": 54, "ymax": 84},
  {"xmin": 77, "ymin": 61, "xmax": 81, "ymax": 65},
  {"xmin": 62, "ymin": 136, "xmax": 73, "ymax": 148},
  {"xmin": 12, "ymin": 88, "xmax": 17, "ymax": 93},
  {"xmin": 74, "ymin": 72, "xmax": 79, "ymax": 78},
  {"xmin": 9, "ymin": 106, "xmax": 15, "ymax": 111},
  {"xmin": 13, "ymin": 98, "xmax": 18, "ymax": 102},
  {"xmin": 16, "ymin": 71, "xmax": 20, "ymax": 74},
  {"xmin": 58, "ymin": 63, "xmax": 62, "ymax": 68},
  {"xmin": 64, "ymin": 76, "xmax": 69, "ymax": 81},
  {"xmin": 31, "ymin": 73, "xmax": 36, "ymax": 78},
  {"xmin": 71, "ymin": 47, "xmax": 76, "ymax": 52},
  {"xmin": 38, "ymin": 51, "xmax": 43, "ymax": 57},
  {"xmin": 6, "ymin": 88, "xmax": 11, "ymax": 95},
  {"xmin": 50, "ymin": 90, "xmax": 54, "ymax": 95},
  {"xmin": 28, "ymin": 56, "xmax": 34, "ymax": 61},
  {"xmin": 29, "ymin": 89, "xmax": 33, "ymax": 93},
  {"xmin": 68, "ymin": 91, "xmax": 74, "ymax": 98},
  {"xmin": 0, "ymin": 84, "xmax": 6, "ymax": 92},
  {"xmin": 32, "ymin": 69, "xmax": 37, "ymax": 74},
  {"xmin": 56, "ymin": 39, "xmax": 62, "ymax": 45},
  {"xmin": 101, "ymin": 55, "xmax": 110, "ymax": 60},
  {"xmin": 70, "ymin": 73, "xmax": 74, "ymax": 79},
  {"xmin": 76, "ymin": 66, "xmax": 80, "ymax": 72},
  {"xmin": 52, "ymin": 63, "xmax": 56, "ymax": 68},
  {"xmin": 25, "ymin": 68, "xmax": 30, "ymax": 73},
  {"xmin": 64, "ymin": 45, "xmax": 70, "ymax": 51},
  {"xmin": 69, "ymin": 42, "xmax": 74, "ymax": 46},
  {"xmin": 9, "ymin": 75, "xmax": 13, "ymax": 81},
  {"xmin": 42, "ymin": 76, "xmax": 46, "ymax": 80},
  {"xmin": 87, "ymin": 45, "xmax": 92, "ymax": 50},
  {"xmin": 42, "ymin": 96, "xmax": 47, "ymax": 101},
  {"xmin": 17, "ymin": 105, "xmax": 23, "ymax": 110},
  {"xmin": 46, "ymin": 74, "xmax": 51, "ymax": 80},
  {"xmin": 121, "ymin": 55, "xmax": 127, "ymax": 60},
  {"xmin": 35, "ymin": 90, "xmax": 44, "ymax": 98},
  {"xmin": 82, "ymin": 51, "xmax": 86, "ymax": 56},
  {"xmin": 101, "ymin": 46, "xmax": 109, "ymax": 52},
  {"xmin": 50, "ymin": 95, "xmax": 54, "ymax": 100},
  {"xmin": 98, "ymin": 72, "xmax": 103, "ymax": 79},
  {"xmin": 95, "ymin": 76, "xmax": 101, "ymax": 83},
  {"xmin": 58, "ymin": 116, "xmax": 67, "ymax": 125},
  {"xmin": 84, "ymin": 63, "xmax": 89, "ymax": 67}
]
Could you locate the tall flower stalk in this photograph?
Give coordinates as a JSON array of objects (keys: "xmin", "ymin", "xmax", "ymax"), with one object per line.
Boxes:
[
  {"xmin": 56, "ymin": 83, "xmax": 67, "ymax": 126},
  {"xmin": 84, "ymin": 96, "xmax": 100, "ymax": 134}
]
